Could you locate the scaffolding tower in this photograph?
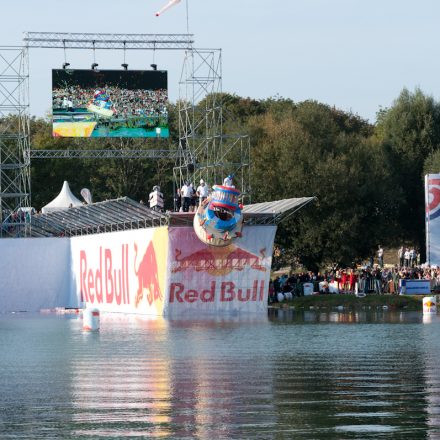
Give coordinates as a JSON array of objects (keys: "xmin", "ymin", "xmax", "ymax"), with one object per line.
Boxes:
[
  {"xmin": 0, "ymin": 46, "xmax": 30, "ymax": 237},
  {"xmin": 174, "ymin": 48, "xmax": 250, "ymax": 200}
]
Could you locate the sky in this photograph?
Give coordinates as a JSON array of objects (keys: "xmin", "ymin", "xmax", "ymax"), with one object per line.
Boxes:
[{"xmin": 2, "ymin": 0, "xmax": 440, "ymax": 122}]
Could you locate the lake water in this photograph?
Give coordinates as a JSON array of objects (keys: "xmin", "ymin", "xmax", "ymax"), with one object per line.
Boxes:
[{"xmin": 1, "ymin": 309, "xmax": 440, "ymax": 439}]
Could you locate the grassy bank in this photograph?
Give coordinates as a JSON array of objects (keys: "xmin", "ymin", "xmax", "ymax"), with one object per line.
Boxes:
[{"xmin": 271, "ymin": 295, "xmax": 426, "ymax": 311}]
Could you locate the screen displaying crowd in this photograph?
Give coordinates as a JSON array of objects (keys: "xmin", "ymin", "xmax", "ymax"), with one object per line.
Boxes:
[
  {"xmin": 52, "ymin": 69, "xmax": 169, "ymax": 138},
  {"xmin": 52, "ymin": 86, "xmax": 168, "ymax": 119}
]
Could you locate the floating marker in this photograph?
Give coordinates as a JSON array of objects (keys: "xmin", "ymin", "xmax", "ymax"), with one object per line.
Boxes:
[
  {"xmin": 423, "ymin": 296, "xmax": 437, "ymax": 315},
  {"xmin": 83, "ymin": 308, "xmax": 100, "ymax": 331}
]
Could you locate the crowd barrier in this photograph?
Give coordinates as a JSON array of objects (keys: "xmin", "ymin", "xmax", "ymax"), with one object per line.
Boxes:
[{"xmin": 273, "ymin": 278, "xmax": 439, "ymax": 299}]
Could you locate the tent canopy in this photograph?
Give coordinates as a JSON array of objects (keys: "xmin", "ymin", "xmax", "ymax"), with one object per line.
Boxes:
[{"xmin": 41, "ymin": 181, "xmax": 83, "ymax": 214}]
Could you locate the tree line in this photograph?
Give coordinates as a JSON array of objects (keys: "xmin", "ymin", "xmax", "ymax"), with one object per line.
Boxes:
[{"xmin": 24, "ymin": 88, "xmax": 440, "ymax": 269}]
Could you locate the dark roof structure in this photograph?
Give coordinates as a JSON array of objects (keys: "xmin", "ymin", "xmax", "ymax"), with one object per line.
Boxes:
[{"xmin": 29, "ymin": 196, "xmax": 315, "ymax": 237}]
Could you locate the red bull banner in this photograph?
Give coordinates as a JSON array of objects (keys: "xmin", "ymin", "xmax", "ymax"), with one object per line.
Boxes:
[
  {"xmin": 70, "ymin": 225, "xmax": 276, "ymax": 315},
  {"xmin": 426, "ymin": 174, "xmax": 440, "ymax": 265},
  {"xmin": 70, "ymin": 227, "xmax": 169, "ymax": 315},
  {"xmin": 165, "ymin": 226, "xmax": 276, "ymax": 315}
]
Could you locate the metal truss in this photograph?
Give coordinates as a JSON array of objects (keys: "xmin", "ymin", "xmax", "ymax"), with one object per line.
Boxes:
[
  {"xmin": 174, "ymin": 48, "xmax": 251, "ymax": 201},
  {"xmin": 24, "ymin": 32, "xmax": 194, "ymax": 50},
  {"xmin": 0, "ymin": 47, "xmax": 30, "ymax": 237},
  {"xmin": 0, "ymin": 33, "xmax": 251, "ymax": 240},
  {"xmin": 29, "ymin": 149, "xmax": 179, "ymax": 159}
]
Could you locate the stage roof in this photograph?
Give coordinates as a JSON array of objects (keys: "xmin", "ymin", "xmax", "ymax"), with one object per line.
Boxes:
[
  {"xmin": 29, "ymin": 196, "xmax": 315, "ymax": 237},
  {"xmin": 242, "ymin": 197, "xmax": 316, "ymax": 224},
  {"xmin": 30, "ymin": 197, "xmax": 167, "ymax": 237}
]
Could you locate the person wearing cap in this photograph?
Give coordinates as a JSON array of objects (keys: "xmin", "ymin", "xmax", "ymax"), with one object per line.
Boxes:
[
  {"xmin": 149, "ymin": 185, "xmax": 164, "ymax": 212},
  {"xmin": 196, "ymin": 179, "xmax": 209, "ymax": 205},
  {"xmin": 181, "ymin": 180, "xmax": 192, "ymax": 212},
  {"xmin": 223, "ymin": 174, "xmax": 234, "ymax": 188}
]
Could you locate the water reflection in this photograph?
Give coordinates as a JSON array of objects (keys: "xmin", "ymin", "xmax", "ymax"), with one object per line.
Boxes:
[
  {"xmin": 2, "ymin": 311, "xmax": 440, "ymax": 438},
  {"xmin": 269, "ymin": 307, "xmax": 424, "ymax": 324},
  {"xmin": 71, "ymin": 315, "xmax": 172, "ymax": 438}
]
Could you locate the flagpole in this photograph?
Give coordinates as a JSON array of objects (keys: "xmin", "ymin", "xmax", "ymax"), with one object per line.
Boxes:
[{"xmin": 186, "ymin": 0, "xmax": 190, "ymax": 34}]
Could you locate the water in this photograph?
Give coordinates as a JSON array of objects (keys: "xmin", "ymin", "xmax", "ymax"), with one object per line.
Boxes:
[{"xmin": 1, "ymin": 310, "xmax": 440, "ymax": 439}]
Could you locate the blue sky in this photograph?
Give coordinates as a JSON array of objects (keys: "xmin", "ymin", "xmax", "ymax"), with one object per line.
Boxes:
[{"xmin": 2, "ymin": 0, "xmax": 440, "ymax": 121}]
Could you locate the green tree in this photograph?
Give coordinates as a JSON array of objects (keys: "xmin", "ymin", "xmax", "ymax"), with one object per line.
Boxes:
[
  {"xmin": 250, "ymin": 101, "xmax": 401, "ymax": 269},
  {"xmin": 375, "ymin": 88, "xmax": 440, "ymax": 256}
]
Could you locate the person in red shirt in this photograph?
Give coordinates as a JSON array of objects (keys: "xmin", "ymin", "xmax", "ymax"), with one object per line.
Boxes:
[
  {"xmin": 349, "ymin": 270, "xmax": 357, "ymax": 293},
  {"xmin": 341, "ymin": 271, "xmax": 347, "ymax": 293}
]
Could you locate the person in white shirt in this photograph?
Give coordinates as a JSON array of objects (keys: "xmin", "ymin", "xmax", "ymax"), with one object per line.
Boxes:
[
  {"xmin": 181, "ymin": 181, "xmax": 192, "ymax": 212},
  {"xmin": 149, "ymin": 185, "xmax": 164, "ymax": 211},
  {"xmin": 223, "ymin": 175, "xmax": 234, "ymax": 188},
  {"xmin": 404, "ymin": 248, "xmax": 410, "ymax": 268},
  {"xmin": 196, "ymin": 179, "xmax": 209, "ymax": 205},
  {"xmin": 377, "ymin": 245, "xmax": 384, "ymax": 268}
]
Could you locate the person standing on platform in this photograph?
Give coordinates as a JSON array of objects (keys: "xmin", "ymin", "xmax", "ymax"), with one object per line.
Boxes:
[
  {"xmin": 189, "ymin": 183, "xmax": 196, "ymax": 212},
  {"xmin": 181, "ymin": 181, "xmax": 192, "ymax": 212},
  {"xmin": 149, "ymin": 185, "xmax": 164, "ymax": 212},
  {"xmin": 377, "ymin": 245, "xmax": 384, "ymax": 268},
  {"xmin": 223, "ymin": 174, "xmax": 234, "ymax": 188},
  {"xmin": 174, "ymin": 187, "xmax": 182, "ymax": 212},
  {"xmin": 196, "ymin": 179, "xmax": 209, "ymax": 205}
]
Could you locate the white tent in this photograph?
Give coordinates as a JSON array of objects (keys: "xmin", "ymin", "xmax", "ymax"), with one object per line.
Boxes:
[{"xmin": 41, "ymin": 181, "xmax": 83, "ymax": 214}]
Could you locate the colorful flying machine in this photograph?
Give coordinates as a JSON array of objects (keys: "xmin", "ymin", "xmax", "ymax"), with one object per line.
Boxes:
[
  {"xmin": 194, "ymin": 178, "xmax": 244, "ymax": 247},
  {"xmin": 86, "ymin": 90, "xmax": 114, "ymax": 118}
]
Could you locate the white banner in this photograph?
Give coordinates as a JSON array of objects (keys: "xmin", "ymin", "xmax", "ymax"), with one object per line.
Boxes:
[
  {"xmin": 165, "ymin": 226, "xmax": 277, "ymax": 315},
  {"xmin": 0, "ymin": 237, "xmax": 70, "ymax": 312},
  {"xmin": 70, "ymin": 227, "xmax": 169, "ymax": 315},
  {"xmin": 425, "ymin": 174, "xmax": 440, "ymax": 265}
]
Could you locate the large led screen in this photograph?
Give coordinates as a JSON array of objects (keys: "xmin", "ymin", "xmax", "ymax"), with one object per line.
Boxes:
[{"xmin": 52, "ymin": 69, "xmax": 169, "ymax": 138}]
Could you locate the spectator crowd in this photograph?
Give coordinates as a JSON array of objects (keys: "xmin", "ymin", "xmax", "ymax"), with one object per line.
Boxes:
[
  {"xmin": 53, "ymin": 85, "xmax": 168, "ymax": 119},
  {"xmin": 269, "ymin": 246, "xmax": 440, "ymax": 302}
]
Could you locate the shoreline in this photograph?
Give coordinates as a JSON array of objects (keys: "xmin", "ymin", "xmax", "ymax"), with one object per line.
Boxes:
[{"xmin": 269, "ymin": 294, "xmax": 429, "ymax": 311}]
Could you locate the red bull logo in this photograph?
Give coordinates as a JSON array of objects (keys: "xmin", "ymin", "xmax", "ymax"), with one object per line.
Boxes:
[
  {"xmin": 79, "ymin": 245, "xmax": 129, "ymax": 305},
  {"xmin": 428, "ymin": 178, "xmax": 440, "ymax": 221},
  {"xmin": 169, "ymin": 280, "xmax": 266, "ymax": 303},
  {"xmin": 134, "ymin": 242, "xmax": 162, "ymax": 308},
  {"xmin": 171, "ymin": 245, "xmax": 267, "ymax": 276}
]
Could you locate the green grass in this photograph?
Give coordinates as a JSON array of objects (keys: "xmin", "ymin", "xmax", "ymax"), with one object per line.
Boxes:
[{"xmin": 271, "ymin": 294, "xmax": 425, "ymax": 311}]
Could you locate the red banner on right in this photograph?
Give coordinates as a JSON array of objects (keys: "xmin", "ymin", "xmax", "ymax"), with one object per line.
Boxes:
[
  {"xmin": 425, "ymin": 174, "xmax": 440, "ymax": 265},
  {"xmin": 166, "ymin": 226, "xmax": 276, "ymax": 315}
]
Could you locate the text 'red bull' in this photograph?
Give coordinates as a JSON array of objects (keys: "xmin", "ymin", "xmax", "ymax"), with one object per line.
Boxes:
[
  {"xmin": 80, "ymin": 245, "xmax": 129, "ymax": 305},
  {"xmin": 169, "ymin": 280, "xmax": 266, "ymax": 303}
]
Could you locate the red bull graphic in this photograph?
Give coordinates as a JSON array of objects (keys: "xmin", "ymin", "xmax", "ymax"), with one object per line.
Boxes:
[
  {"xmin": 171, "ymin": 246, "xmax": 267, "ymax": 276},
  {"xmin": 425, "ymin": 175, "xmax": 440, "ymax": 265},
  {"xmin": 79, "ymin": 244, "xmax": 129, "ymax": 305},
  {"xmin": 166, "ymin": 226, "xmax": 276, "ymax": 314},
  {"xmin": 169, "ymin": 280, "xmax": 266, "ymax": 304},
  {"xmin": 70, "ymin": 225, "xmax": 276, "ymax": 315},
  {"xmin": 427, "ymin": 178, "xmax": 440, "ymax": 221},
  {"xmin": 71, "ymin": 227, "xmax": 168, "ymax": 315},
  {"xmin": 134, "ymin": 242, "xmax": 162, "ymax": 307}
]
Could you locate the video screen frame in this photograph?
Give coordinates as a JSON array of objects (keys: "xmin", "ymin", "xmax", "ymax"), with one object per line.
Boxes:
[{"xmin": 52, "ymin": 69, "xmax": 169, "ymax": 138}]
